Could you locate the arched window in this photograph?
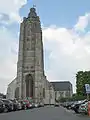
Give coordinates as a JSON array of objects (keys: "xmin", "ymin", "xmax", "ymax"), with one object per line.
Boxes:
[{"xmin": 25, "ymin": 74, "xmax": 33, "ymax": 98}]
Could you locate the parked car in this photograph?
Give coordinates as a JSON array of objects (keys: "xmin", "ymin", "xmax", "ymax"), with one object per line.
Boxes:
[
  {"xmin": 62, "ymin": 102, "xmax": 69, "ymax": 108},
  {"xmin": 23, "ymin": 100, "xmax": 32, "ymax": 109},
  {"xmin": 35, "ymin": 103, "xmax": 39, "ymax": 108},
  {"xmin": 10, "ymin": 99, "xmax": 19, "ymax": 111},
  {"xmin": 17, "ymin": 101, "xmax": 22, "ymax": 110},
  {"xmin": 11, "ymin": 99, "xmax": 22, "ymax": 111},
  {"xmin": 72, "ymin": 99, "xmax": 88, "ymax": 113},
  {"xmin": 31, "ymin": 102, "xmax": 35, "ymax": 108},
  {"xmin": 27, "ymin": 98, "xmax": 34, "ymax": 108},
  {"xmin": 65, "ymin": 102, "xmax": 74, "ymax": 109},
  {"xmin": 2, "ymin": 99, "xmax": 13, "ymax": 112},
  {"xmin": 0, "ymin": 100, "xmax": 5, "ymax": 113},
  {"xmin": 18, "ymin": 100, "xmax": 27, "ymax": 110},
  {"xmin": 79, "ymin": 101, "xmax": 88, "ymax": 114}
]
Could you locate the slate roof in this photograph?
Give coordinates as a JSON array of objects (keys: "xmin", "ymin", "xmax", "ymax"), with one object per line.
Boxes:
[{"xmin": 50, "ymin": 81, "xmax": 72, "ymax": 91}]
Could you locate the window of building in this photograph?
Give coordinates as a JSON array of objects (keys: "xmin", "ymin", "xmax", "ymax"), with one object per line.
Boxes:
[
  {"xmin": 50, "ymin": 93, "xmax": 52, "ymax": 99},
  {"xmin": 27, "ymin": 47, "xmax": 29, "ymax": 50},
  {"xmin": 65, "ymin": 91, "xmax": 69, "ymax": 97},
  {"xmin": 27, "ymin": 38, "xmax": 29, "ymax": 41},
  {"xmin": 27, "ymin": 26, "xmax": 31, "ymax": 35},
  {"xmin": 60, "ymin": 92, "xmax": 63, "ymax": 98},
  {"xmin": 24, "ymin": 66, "xmax": 29, "ymax": 69},
  {"xmin": 43, "ymin": 88, "xmax": 45, "ymax": 98},
  {"xmin": 31, "ymin": 66, "xmax": 33, "ymax": 69},
  {"xmin": 27, "ymin": 66, "xmax": 29, "ymax": 69},
  {"xmin": 31, "ymin": 41, "xmax": 35, "ymax": 50}
]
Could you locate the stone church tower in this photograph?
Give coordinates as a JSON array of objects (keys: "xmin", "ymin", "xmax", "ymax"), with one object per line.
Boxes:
[
  {"xmin": 7, "ymin": 7, "xmax": 55, "ymax": 104},
  {"xmin": 16, "ymin": 7, "xmax": 45, "ymax": 102}
]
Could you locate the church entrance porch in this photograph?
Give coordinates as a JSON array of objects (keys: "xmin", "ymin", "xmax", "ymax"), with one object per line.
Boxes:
[{"xmin": 25, "ymin": 74, "xmax": 34, "ymax": 98}]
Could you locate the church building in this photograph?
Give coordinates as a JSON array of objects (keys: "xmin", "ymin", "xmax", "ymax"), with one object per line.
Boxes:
[{"xmin": 6, "ymin": 7, "xmax": 55, "ymax": 105}]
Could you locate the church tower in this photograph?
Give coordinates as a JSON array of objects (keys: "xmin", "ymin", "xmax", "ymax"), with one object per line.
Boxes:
[{"xmin": 16, "ymin": 7, "xmax": 44, "ymax": 102}]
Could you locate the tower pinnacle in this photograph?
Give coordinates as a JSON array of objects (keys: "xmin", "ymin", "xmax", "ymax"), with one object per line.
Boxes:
[
  {"xmin": 28, "ymin": 6, "xmax": 37, "ymax": 18},
  {"xmin": 33, "ymin": 4, "xmax": 36, "ymax": 8}
]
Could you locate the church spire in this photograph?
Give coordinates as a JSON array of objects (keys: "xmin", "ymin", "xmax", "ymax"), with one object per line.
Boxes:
[{"xmin": 28, "ymin": 5, "xmax": 37, "ymax": 18}]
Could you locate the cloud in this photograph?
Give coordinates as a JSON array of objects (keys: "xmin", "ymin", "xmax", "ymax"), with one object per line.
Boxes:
[
  {"xmin": 0, "ymin": 0, "xmax": 27, "ymax": 93},
  {"xmin": 0, "ymin": 0, "xmax": 27, "ymax": 24},
  {"xmin": 1, "ymin": 11, "xmax": 90, "ymax": 94},
  {"xmin": 74, "ymin": 13, "xmax": 90, "ymax": 31},
  {"xmin": 0, "ymin": 27, "xmax": 18, "ymax": 93},
  {"xmin": 43, "ymin": 23, "xmax": 90, "ymax": 93}
]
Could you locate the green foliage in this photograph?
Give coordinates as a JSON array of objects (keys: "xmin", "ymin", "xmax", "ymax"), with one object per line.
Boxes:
[
  {"xmin": 76, "ymin": 71, "xmax": 90, "ymax": 96},
  {"xmin": 59, "ymin": 95, "xmax": 87, "ymax": 102},
  {"xmin": 58, "ymin": 97, "xmax": 67, "ymax": 102},
  {"xmin": 71, "ymin": 95, "xmax": 86, "ymax": 101}
]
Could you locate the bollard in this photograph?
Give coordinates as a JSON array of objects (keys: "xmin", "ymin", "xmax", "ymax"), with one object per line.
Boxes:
[{"xmin": 88, "ymin": 101, "xmax": 90, "ymax": 116}]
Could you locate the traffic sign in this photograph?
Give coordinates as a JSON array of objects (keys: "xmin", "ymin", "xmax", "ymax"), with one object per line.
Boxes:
[{"xmin": 85, "ymin": 84, "xmax": 90, "ymax": 94}]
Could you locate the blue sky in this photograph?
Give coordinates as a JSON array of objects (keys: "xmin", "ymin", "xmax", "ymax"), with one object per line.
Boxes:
[
  {"xmin": 20, "ymin": 0, "xmax": 90, "ymax": 27},
  {"xmin": 1, "ymin": 0, "xmax": 90, "ymax": 93},
  {"xmin": 1, "ymin": 0, "xmax": 89, "ymax": 43},
  {"xmin": 6, "ymin": 0, "xmax": 90, "ymax": 34}
]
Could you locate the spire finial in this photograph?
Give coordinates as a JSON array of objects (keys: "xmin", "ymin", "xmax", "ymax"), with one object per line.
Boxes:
[
  {"xmin": 28, "ymin": 6, "xmax": 37, "ymax": 18},
  {"xmin": 33, "ymin": 4, "xmax": 36, "ymax": 8}
]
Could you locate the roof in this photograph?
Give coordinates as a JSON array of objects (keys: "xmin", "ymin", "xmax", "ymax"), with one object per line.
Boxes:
[
  {"xmin": 50, "ymin": 81, "xmax": 72, "ymax": 91},
  {"xmin": 8, "ymin": 78, "xmax": 17, "ymax": 86}
]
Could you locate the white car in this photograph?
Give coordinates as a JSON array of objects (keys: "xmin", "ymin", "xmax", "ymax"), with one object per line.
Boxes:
[{"xmin": 35, "ymin": 103, "xmax": 39, "ymax": 108}]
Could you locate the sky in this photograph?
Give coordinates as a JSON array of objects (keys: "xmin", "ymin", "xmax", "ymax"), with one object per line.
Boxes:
[{"xmin": 0, "ymin": 0, "xmax": 90, "ymax": 93}]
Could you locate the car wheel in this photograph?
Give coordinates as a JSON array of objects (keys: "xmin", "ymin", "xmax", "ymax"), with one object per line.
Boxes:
[
  {"xmin": 74, "ymin": 109, "xmax": 79, "ymax": 113},
  {"xmin": 4, "ymin": 107, "xmax": 8, "ymax": 113}
]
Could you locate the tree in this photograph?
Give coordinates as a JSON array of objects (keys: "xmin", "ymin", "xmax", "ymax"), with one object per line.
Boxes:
[
  {"xmin": 59, "ymin": 97, "xmax": 67, "ymax": 102},
  {"xmin": 76, "ymin": 71, "xmax": 90, "ymax": 96},
  {"xmin": 58, "ymin": 95, "xmax": 87, "ymax": 102}
]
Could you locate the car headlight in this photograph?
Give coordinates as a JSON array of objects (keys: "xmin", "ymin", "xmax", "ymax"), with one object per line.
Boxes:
[{"xmin": 3, "ymin": 104, "xmax": 5, "ymax": 107}]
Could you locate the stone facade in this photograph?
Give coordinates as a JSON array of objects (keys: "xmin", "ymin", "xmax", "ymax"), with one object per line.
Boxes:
[
  {"xmin": 55, "ymin": 90, "xmax": 73, "ymax": 100},
  {"xmin": 43, "ymin": 76, "xmax": 55, "ymax": 104},
  {"xmin": 6, "ymin": 78, "xmax": 17, "ymax": 99},
  {"xmin": 6, "ymin": 7, "xmax": 55, "ymax": 104}
]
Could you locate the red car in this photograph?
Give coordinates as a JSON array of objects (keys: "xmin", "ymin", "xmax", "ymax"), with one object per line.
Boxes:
[{"xmin": 23, "ymin": 100, "xmax": 32, "ymax": 109}]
